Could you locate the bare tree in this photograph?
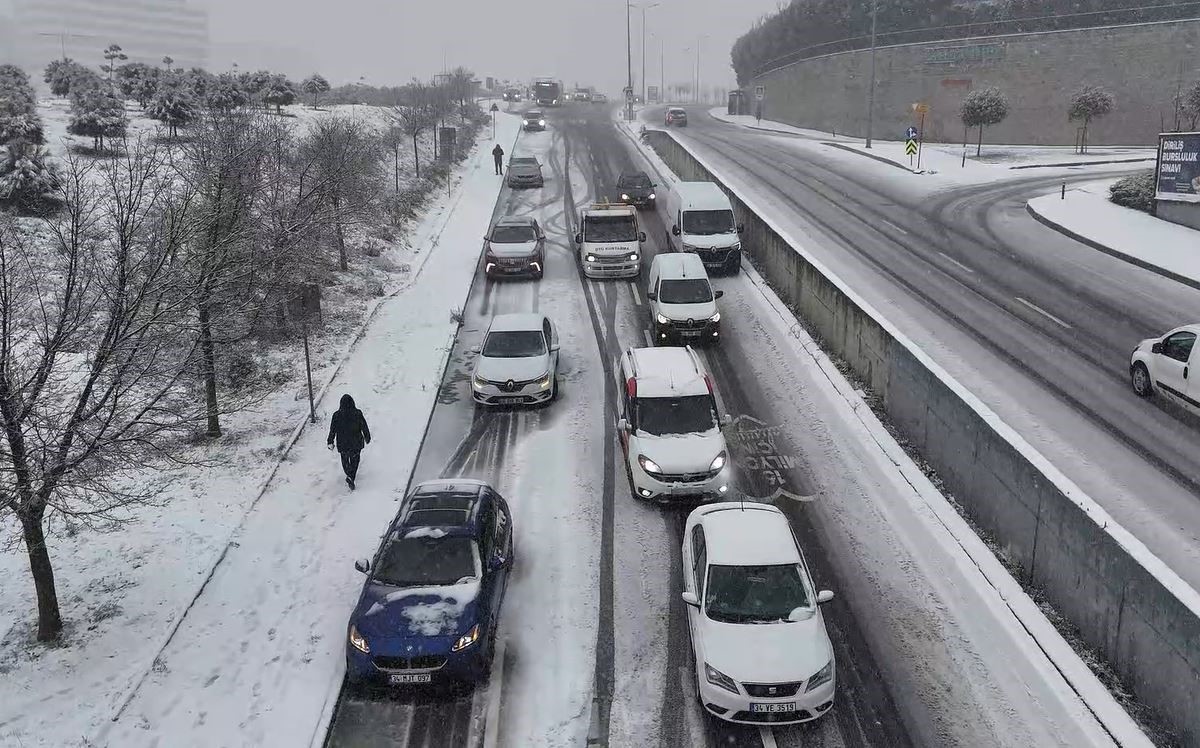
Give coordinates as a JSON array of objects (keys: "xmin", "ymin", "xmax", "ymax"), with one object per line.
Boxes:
[
  {"xmin": 301, "ymin": 115, "xmax": 384, "ymax": 271},
  {"xmin": 174, "ymin": 110, "xmax": 274, "ymax": 437},
  {"xmin": 0, "ymin": 142, "xmax": 205, "ymax": 641},
  {"xmin": 390, "ymin": 94, "xmax": 433, "ymax": 181}
]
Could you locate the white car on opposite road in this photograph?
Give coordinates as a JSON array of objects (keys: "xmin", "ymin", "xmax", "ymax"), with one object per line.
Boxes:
[
  {"xmin": 1130, "ymin": 323, "xmax": 1200, "ymax": 412},
  {"xmin": 682, "ymin": 502, "xmax": 837, "ymax": 726},
  {"xmin": 472, "ymin": 313, "xmax": 559, "ymax": 407}
]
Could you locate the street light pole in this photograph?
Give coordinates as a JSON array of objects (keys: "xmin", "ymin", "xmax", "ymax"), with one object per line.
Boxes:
[
  {"xmin": 865, "ymin": 0, "xmax": 878, "ymax": 148},
  {"xmin": 638, "ymin": 3, "xmax": 659, "ymax": 104},
  {"xmin": 626, "ymin": 0, "xmax": 633, "ymax": 119},
  {"xmin": 695, "ymin": 37, "xmax": 701, "ymax": 105}
]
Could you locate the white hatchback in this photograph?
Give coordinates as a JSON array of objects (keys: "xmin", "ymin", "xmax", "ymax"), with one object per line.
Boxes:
[{"xmin": 681, "ymin": 503, "xmax": 836, "ymax": 725}]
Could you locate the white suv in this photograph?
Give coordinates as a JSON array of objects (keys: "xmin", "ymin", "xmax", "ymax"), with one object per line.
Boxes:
[
  {"xmin": 682, "ymin": 502, "xmax": 836, "ymax": 725},
  {"xmin": 617, "ymin": 346, "xmax": 731, "ymax": 501}
]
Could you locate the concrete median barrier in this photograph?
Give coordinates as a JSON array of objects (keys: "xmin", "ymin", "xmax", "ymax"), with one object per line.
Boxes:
[{"xmin": 644, "ymin": 129, "xmax": 1200, "ymax": 745}]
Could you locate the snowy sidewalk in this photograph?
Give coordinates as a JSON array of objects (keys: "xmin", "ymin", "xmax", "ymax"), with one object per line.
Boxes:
[
  {"xmin": 1028, "ymin": 185, "xmax": 1200, "ymax": 289},
  {"xmin": 90, "ymin": 114, "xmax": 520, "ymax": 748}
]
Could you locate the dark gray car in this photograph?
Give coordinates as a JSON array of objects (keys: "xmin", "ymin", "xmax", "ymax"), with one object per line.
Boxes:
[{"xmin": 507, "ymin": 157, "xmax": 544, "ymax": 189}]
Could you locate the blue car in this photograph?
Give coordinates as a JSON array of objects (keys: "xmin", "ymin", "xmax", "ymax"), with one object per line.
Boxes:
[{"xmin": 345, "ymin": 479, "xmax": 514, "ymax": 688}]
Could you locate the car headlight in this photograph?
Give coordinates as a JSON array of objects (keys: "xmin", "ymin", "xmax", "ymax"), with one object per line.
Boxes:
[
  {"xmin": 637, "ymin": 454, "xmax": 662, "ymax": 474},
  {"xmin": 538, "ymin": 119, "xmax": 545, "ymax": 126},
  {"xmin": 538, "ymin": 374, "xmax": 552, "ymax": 389},
  {"xmin": 730, "ymin": 242, "xmax": 742, "ymax": 251},
  {"xmin": 648, "ymin": 193, "xmax": 656, "ymax": 200},
  {"xmin": 586, "ymin": 254, "xmax": 596, "ymax": 262},
  {"xmin": 709, "ymin": 312, "xmax": 720, "ymax": 322},
  {"xmin": 655, "ymin": 313, "xmax": 669, "ymax": 325},
  {"xmin": 709, "ymin": 451, "xmax": 727, "ymax": 471},
  {"xmin": 704, "ymin": 663, "xmax": 739, "ymax": 694},
  {"xmin": 621, "ymin": 193, "xmax": 630, "ymax": 200},
  {"xmin": 452, "ymin": 624, "xmax": 481, "ymax": 652},
  {"xmin": 349, "ymin": 624, "xmax": 369, "ymax": 654},
  {"xmin": 473, "ymin": 374, "xmax": 488, "ymax": 389},
  {"xmin": 628, "ymin": 253, "xmax": 638, "ymax": 261},
  {"xmin": 805, "ymin": 660, "xmax": 833, "ymax": 691}
]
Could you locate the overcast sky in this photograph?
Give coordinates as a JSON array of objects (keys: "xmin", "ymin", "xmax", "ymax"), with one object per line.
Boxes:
[{"xmin": 197, "ymin": 0, "xmax": 781, "ymax": 93}]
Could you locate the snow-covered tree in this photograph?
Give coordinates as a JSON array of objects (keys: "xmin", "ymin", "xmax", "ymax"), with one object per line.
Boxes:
[
  {"xmin": 103, "ymin": 43, "xmax": 128, "ymax": 81},
  {"xmin": 959, "ymin": 87, "xmax": 1009, "ymax": 157},
  {"xmin": 0, "ymin": 138, "xmax": 59, "ymax": 213},
  {"xmin": 205, "ymin": 72, "xmax": 249, "ymax": 112},
  {"xmin": 162, "ymin": 55, "xmax": 174, "ymax": 69},
  {"xmin": 0, "ymin": 68, "xmax": 45, "ymax": 144},
  {"xmin": 68, "ymin": 86, "xmax": 128, "ymax": 151},
  {"xmin": 1068, "ymin": 85, "xmax": 1115, "ymax": 154},
  {"xmin": 188, "ymin": 68, "xmax": 214, "ymax": 102},
  {"xmin": 238, "ymin": 69, "xmax": 273, "ymax": 108},
  {"xmin": 302, "ymin": 73, "xmax": 331, "ymax": 108},
  {"xmin": 146, "ymin": 72, "xmax": 197, "ymax": 138},
  {"xmin": 116, "ymin": 62, "xmax": 161, "ymax": 108},
  {"xmin": 262, "ymin": 75, "xmax": 297, "ymax": 114},
  {"xmin": 300, "ymin": 115, "xmax": 384, "ymax": 271},
  {"xmin": 44, "ymin": 58, "xmax": 89, "ymax": 97},
  {"xmin": 1178, "ymin": 81, "xmax": 1200, "ymax": 131}
]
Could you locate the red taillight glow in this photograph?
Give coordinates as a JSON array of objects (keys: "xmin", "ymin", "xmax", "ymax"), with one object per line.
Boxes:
[
  {"xmin": 626, "ymin": 377, "xmax": 637, "ymax": 398},
  {"xmin": 704, "ymin": 374, "xmax": 713, "ymax": 394}
]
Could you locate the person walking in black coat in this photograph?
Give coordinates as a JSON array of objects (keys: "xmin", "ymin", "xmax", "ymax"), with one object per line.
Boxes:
[
  {"xmin": 492, "ymin": 144, "xmax": 504, "ymax": 175},
  {"xmin": 327, "ymin": 393, "xmax": 371, "ymax": 490}
]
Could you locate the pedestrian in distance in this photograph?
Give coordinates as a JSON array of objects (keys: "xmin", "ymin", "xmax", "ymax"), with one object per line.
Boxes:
[
  {"xmin": 492, "ymin": 144, "xmax": 504, "ymax": 175},
  {"xmin": 327, "ymin": 393, "xmax": 371, "ymax": 490}
]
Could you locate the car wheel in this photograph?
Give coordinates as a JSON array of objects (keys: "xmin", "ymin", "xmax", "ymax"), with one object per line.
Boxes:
[{"xmin": 1131, "ymin": 363, "xmax": 1153, "ymax": 397}]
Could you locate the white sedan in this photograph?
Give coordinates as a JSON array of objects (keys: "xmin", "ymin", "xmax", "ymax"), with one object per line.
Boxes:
[
  {"xmin": 471, "ymin": 313, "xmax": 559, "ymax": 407},
  {"xmin": 681, "ymin": 502, "xmax": 836, "ymax": 725}
]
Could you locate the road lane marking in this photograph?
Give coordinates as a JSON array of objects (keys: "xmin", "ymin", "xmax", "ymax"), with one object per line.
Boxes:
[
  {"xmin": 880, "ymin": 218, "xmax": 909, "ymax": 235},
  {"xmin": 759, "ymin": 726, "xmax": 779, "ymax": 748},
  {"xmin": 481, "ymin": 637, "xmax": 507, "ymax": 748},
  {"xmin": 631, "ymin": 283, "xmax": 643, "ymax": 306},
  {"xmin": 643, "ymin": 328, "xmax": 654, "ymax": 347},
  {"xmin": 1015, "ymin": 296, "xmax": 1072, "ymax": 329},
  {"xmin": 937, "ymin": 251, "xmax": 974, "ymax": 274}
]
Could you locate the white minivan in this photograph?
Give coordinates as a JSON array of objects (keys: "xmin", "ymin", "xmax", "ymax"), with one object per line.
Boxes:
[
  {"xmin": 666, "ymin": 181, "xmax": 744, "ymax": 275},
  {"xmin": 647, "ymin": 253, "xmax": 722, "ymax": 345},
  {"xmin": 1130, "ymin": 323, "xmax": 1200, "ymax": 412}
]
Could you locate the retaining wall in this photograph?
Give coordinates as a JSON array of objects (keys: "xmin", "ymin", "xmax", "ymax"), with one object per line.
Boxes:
[
  {"xmin": 751, "ymin": 19, "xmax": 1200, "ymax": 146},
  {"xmin": 646, "ymin": 130, "xmax": 1200, "ymax": 745}
]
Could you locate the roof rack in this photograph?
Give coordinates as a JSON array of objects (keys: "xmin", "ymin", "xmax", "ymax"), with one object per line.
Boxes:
[{"xmin": 587, "ymin": 199, "xmax": 634, "ymax": 211}]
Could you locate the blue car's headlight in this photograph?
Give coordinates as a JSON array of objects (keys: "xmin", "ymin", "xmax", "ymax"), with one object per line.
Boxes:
[
  {"xmin": 349, "ymin": 624, "xmax": 369, "ymax": 654},
  {"xmin": 452, "ymin": 623, "xmax": 481, "ymax": 652}
]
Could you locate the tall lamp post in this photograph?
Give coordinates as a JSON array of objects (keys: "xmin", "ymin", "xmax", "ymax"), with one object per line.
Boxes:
[
  {"xmin": 649, "ymin": 31, "xmax": 664, "ymax": 104},
  {"xmin": 865, "ymin": 0, "xmax": 878, "ymax": 148},
  {"xmin": 634, "ymin": 2, "xmax": 659, "ymax": 104},
  {"xmin": 625, "ymin": 0, "xmax": 634, "ymax": 120}
]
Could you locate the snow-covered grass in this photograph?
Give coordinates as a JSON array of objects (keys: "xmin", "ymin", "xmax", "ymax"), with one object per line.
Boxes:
[
  {"xmin": 1028, "ymin": 182, "xmax": 1200, "ymax": 285},
  {"xmin": 0, "ymin": 103, "xmax": 512, "ymax": 747}
]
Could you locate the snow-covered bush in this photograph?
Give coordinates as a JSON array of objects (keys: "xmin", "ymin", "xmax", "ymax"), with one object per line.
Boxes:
[
  {"xmin": 0, "ymin": 65, "xmax": 45, "ymax": 144},
  {"xmin": 43, "ymin": 59, "xmax": 92, "ymax": 98},
  {"xmin": 68, "ymin": 85, "xmax": 129, "ymax": 152},
  {"xmin": 146, "ymin": 72, "xmax": 197, "ymax": 138},
  {"xmin": 0, "ymin": 139, "xmax": 60, "ymax": 214},
  {"xmin": 1108, "ymin": 171, "xmax": 1155, "ymax": 213}
]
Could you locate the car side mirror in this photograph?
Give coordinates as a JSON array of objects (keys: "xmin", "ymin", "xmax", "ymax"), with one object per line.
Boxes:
[
  {"xmin": 681, "ymin": 591, "xmax": 700, "ymax": 607},
  {"xmin": 638, "ymin": 231, "xmax": 647, "ymax": 243},
  {"xmin": 617, "ymin": 418, "xmax": 631, "ymax": 433},
  {"xmin": 550, "ymin": 342, "xmax": 560, "ymax": 352},
  {"xmin": 714, "ymin": 290, "xmax": 724, "ymax": 299},
  {"xmin": 574, "ymin": 232, "xmax": 583, "ymax": 244},
  {"xmin": 488, "ymin": 555, "xmax": 505, "ymax": 572},
  {"xmin": 354, "ymin": 558, "xmax": 370, "ymax": 574},
  {"xmin": 646, "ymin": 291, "xmax": 657, "ymax": 301},
  {"xmin": 737, "ymin": 223, "xmax": 745, "ymax": 233},
  {"xmin": 1151, "ymin": 342, "xmax": 1163, "ymax": 354},
  {"xmin": 816, "ymin": 589, "xmax": 835, "ymax": 605},
  {"xmin": 471, "ymin": 344, "xmax": 481, "ymax": 354},
  {"xmin": 671, "ymin": 225, "xmax": 681, "ymax": 236},
  {"xmin": 721, "ymin": 414, "xmax": 733, "ymax": 426}
]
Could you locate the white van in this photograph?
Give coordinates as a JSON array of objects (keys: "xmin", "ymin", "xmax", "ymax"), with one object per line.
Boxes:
[
  {"xmin": 666, "ymin": 181, "xmax": 744, "ymax": 275},
  {"xmin": 575, "ymin": 202, "xmax": 645, "ymax": 279},
  {"xmin": 647, "ymin": 253, "xmax": 722, "ymax": 345}
]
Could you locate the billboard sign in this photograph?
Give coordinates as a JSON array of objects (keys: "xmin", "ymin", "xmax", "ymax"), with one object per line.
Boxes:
[
  {"xmin": 1156, "ymin": 132, "xmax": 1200, "ymax": 203},
  {"xmin": 647, "ymin": 85, "xmax": 659, "ymax": 103}
]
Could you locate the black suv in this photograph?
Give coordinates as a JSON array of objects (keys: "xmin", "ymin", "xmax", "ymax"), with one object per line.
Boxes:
[
  {"xmin": 522, "ymin": 110, "xmax": 546, "ymax": 132},
  {"xmin": 616, "ymin": 171, "xmax": 657, "ymax": 209}
]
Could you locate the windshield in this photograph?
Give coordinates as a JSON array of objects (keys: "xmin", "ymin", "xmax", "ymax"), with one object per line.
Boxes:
[
  {"xmin": 682, "ymin": 209, "xmax": 736, "ymax": 236},
  {"xmin": 374, "ymin": 536, "xmax": 479, "ymax": 587},
  {"xmin": 584, "ymin": 216, "xmax": 637, "ymax": 242},
  {"xmin": 659, "ymin": 279, "xmax": 713, "ymax": 304},
  {"xmin": 491, "ymin": 225, "xmax": 537, "ymax": 243},
  {"xmin": 511, "ymin": 157, "xmax": 538, "ymax": 167},
  {"xmin": 482, "ymin": 330, "xmax": 546, "ymax": 358},
  {"xmin": 525, "ymin": 112, "xmax": 543, "ymax": 119},
  {"xmin": 636, "ymin": 394, "xmax": 716, "ymax": 435},
  {"xmin": 705, "ymin": 564, "xmax": 810, "ymax": 623},
  {"xmin": 619, "ymin": 174, "xmax": 650, "ymax": 188}
]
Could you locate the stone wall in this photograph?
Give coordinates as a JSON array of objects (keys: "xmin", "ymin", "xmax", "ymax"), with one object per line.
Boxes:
[{"xmin": 752, "ymin": 20, "xmax": 1200, "ymax": 146}]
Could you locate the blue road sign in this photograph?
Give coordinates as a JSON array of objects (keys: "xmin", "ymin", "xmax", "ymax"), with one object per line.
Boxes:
[{"xmin": 906, "ymin": 126, "xmax": 919, "ymax": 140}]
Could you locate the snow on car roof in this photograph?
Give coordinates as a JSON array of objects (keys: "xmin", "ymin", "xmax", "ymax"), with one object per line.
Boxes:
[
  {"xmin": 494, "ymin": 215, "xmax": 536, "ymax": 226},
  {"xmin": 488, "ymin": 312, "xmax": 545, "ymax": 332},
  {"xmin": 629, "ymin": 347, "xmax": 708, "ymax": 397},
  {"xmin": 698, "ymin": 503, "xmax": 801, "ymax": 565}
]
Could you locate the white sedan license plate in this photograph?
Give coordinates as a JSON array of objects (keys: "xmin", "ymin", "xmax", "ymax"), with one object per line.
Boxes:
[
  {"xmin": 681, "ymin": 330, "xmax": 701, "ymax": 338},
  {"xmin": 750, "ymin": 702, "xmax": 797, "ymax": 713},
  {"xmin": 389, "ymin": 673, "xmax": 432, "ymax": 685},
  {"xmin": 498, "ymin": 397, "xmax": 523, "ymax": 404}
]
